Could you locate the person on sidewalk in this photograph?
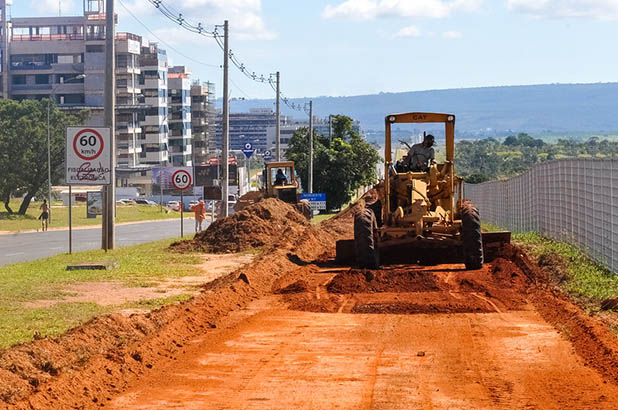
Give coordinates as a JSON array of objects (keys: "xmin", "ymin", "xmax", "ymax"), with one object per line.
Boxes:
[
  {"xmin": 39, "ymin": 200, "xmax": 50, "ymax": 231},
  {"xmin": 191, "ymin": 199, "xmax": 207, "ymax": 232}
]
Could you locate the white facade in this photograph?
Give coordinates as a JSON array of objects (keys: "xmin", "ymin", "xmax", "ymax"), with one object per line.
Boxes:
[
  {"xmin": 139, "ymin": 42, "xmax": 169, "ymax": 166},
  {"xmin": 168, "ymin": 66, "xmax": 192, "ymax": 166}
]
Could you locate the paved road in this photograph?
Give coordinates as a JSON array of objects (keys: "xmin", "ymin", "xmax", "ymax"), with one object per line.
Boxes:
[{"xmin": 0, "ymin": 217, "xmax": 209, "ymax": 267}]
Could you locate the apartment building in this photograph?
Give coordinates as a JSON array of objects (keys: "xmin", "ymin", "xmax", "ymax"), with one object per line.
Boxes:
[
  {"xmin": 0, "ymin": 0, "xmax": 151, "ymax": 170},
  {"xmin": 139, "ymin": 42, "xmax": 168, "ymax": 166},
  {"xmin": 167, "ymin": 65, "xmax": 192, "ymax": 166},
  {"xmin": 216, "ymin": 108, "xmax": 292, "ymax": 153},
  {"xmin": 116, "ymin": 32, "xmax": 143, "ymax": 168},
  {"xmin": 190, "ymin": 80, "xmax": 216, "ymax": 165},
  {"xmin": 266, "ymin": 125, "xmax": 298, "ymax": 159}
]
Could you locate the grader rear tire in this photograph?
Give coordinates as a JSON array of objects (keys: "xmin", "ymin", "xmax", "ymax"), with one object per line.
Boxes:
[
  {"xmin": 354, "ymin": 207, "xmax": 379, "ymax": 269},
  {"xmin": 461, "ymin": 200, "xmax": 484, "ymax": 270}
]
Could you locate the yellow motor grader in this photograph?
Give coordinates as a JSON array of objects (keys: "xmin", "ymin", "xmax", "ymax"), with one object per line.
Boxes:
[
  {"xmin": 336, "ymin": 112, "xmax": 509, "ymax": 269},
  {"xmin": 233, "ymin": 161, "xmax": 311, "ymax": 218}
]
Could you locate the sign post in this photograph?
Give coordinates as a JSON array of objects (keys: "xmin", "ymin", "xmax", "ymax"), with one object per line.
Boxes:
[
  {"xmin": 242, "ymin": 142, "xmax": 254, "ymax": 194},
  {"xmin": 171, "ymin": 168, "xmax": 193, "ymax": 237},
  {"xmin": 66, "ymin": 127, "xmax": 111, "ymax": 252},
  {"xmin": 68, "ymin": 185, "xmax": 72, "ymax": 254}
]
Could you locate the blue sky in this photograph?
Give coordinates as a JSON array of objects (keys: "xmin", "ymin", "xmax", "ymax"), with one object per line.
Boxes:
[{"xmin": 12, "ymin": 0, "xmax": 618, "ymax": 100}]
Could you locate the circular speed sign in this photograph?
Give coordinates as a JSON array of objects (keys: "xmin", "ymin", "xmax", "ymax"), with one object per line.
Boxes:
[
  {"xmin": 172, "ymin": 169, "xmax": 192, "ymax": 190},
  {"xmin": 73, "ymin": 128, "xmax": 105, "ymax": 160}
]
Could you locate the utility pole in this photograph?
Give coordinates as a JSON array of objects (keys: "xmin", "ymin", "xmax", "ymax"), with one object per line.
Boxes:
[
  {"xmin": 308, "ymin": 100, "xmax": 313, "ymax": 193},
  {"xmin": 221, "ymin": 20, "xmax": 229, "ymax": 217},
  {"xmin": 1, "ymin": 0, "xmax": 9, "ymax": 99},
  {"xmin": 275, "ymin": 71, "xmax": 280, "ymax": 161},
  {"xmin": 103, "ymin": 0, "xmax": 116, "ymax": 250}
]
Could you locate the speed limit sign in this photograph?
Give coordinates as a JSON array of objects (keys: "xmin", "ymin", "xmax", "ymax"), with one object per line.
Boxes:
[
  {"xmin": 66, "ymin": 127, "xmax": 111, "ymax": 185},
  {"xmin": 172, "ymin": 169, "xmax": 192, "ymax": 190}
]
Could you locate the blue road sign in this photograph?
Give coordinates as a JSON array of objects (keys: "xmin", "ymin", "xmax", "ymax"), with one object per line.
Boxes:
[
  {"xmin": 242, "ymin": 142, "xmax": 254, "ymax": 159},
  {"xmin": 263, "ymin": 149, "xmax": 272, "ymax": 160},
  {"xmin": 300, "ymin": 193, "xmax": 326, "ymax": 210}
]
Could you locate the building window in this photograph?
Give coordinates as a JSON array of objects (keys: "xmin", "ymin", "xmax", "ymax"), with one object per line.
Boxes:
[
  {"xmin": 86, "ymin": 45, "xmax": 104, "ymax": 53},
  {"xmin": 12, "ymin": 75, "xmax": 26, "ymax": 85},
  {"xmin": 35, "ymin": 74, "xmax": 50, "ymax": 84}
]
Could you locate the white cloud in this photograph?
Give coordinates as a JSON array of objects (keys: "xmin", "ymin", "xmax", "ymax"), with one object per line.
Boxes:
[
  {"xmin": 322, "ymin": 0, "xmax": 483, "ymax": 20},
  {"xmin": 442, "ymin": 30, "xmax": 462, "ymax": 38},
  {"xmin": 119, "ymin": 0, "xmax": 276, "ymax": 40},
  {"xmin": 395, "ymin": 25, "xmax": 421, "ymax": 37},
  {"xmin": 507, "ymin": 0, "xmax": 618, "ymax": 20},
  {"xmin": 32, "ymin": 0, "xmax": 77, "ymax": 15}
]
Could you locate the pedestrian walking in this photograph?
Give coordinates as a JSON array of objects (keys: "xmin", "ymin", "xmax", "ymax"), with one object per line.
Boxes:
[
  {"xmin": 191, "ymin": 199, "xmax": 207, "ymax": 232},
  {"xmin": 39, "ymin": 199, "xmax": 50, "ymax": 231}
]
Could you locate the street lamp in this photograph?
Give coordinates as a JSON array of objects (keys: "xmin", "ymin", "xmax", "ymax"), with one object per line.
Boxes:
[{"xmin": 47, "ymin": 73, "xmax": 85, "ymax": 224}]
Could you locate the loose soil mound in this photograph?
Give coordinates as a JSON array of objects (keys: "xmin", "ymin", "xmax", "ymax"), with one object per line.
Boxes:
[
  {"xmin": 0, "ymin": 203, "xmax": 349, "ymax": 409},
  {"xmin": 352, "ymin": 301, "xmax": 493, "ymax": 314},
  {"xmin": 276, "ymin": 280, "xmax": 309, "ymax": 294},
  {"xmin": 327, "ymin": 268, "xmax": 439, "ymax": 294},
  {"xmin": 170, "ymin": 198, "xmax": 309, "ymax": 253}
]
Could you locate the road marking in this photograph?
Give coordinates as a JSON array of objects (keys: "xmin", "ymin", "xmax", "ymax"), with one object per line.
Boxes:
[
  {"xmin": 51, "ymin": 246, "xmax": 62, "ymax": 250},
  {"xmin": 6, "ymin": 252, "xmax": 24, "ymax": 256}
]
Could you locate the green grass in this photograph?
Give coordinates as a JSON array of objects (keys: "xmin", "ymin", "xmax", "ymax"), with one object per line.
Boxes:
[
  {"xmin": 0, "ymin": 199, "xmax": 181, "ymax": 232},
  {"xmin": 513, "ymin": 232, "xmax": 618, "ymax": 307},
  {"xmin": 0, "ymin": 236, "xmax": 201, "ymax": 349},
  {"xmin": 312, "ymin": 212, "xmax": 337, "ymax": 224},
  {"xmin": 483, "ymin": 223, "xmax": 618, "ymax": 309}
]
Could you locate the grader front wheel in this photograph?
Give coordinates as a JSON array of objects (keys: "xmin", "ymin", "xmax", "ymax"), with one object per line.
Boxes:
[
  {"xmin": 353, "ymin": 208, "xmax": 379, "ymax": 269},
  {"xmin": 461, "ymin": 200, "xmax": 484, "ymax": 270}
]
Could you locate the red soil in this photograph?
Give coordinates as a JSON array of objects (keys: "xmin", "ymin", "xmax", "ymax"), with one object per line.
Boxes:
[
  {"xmin": 169, "ymin": 198, "xmax": 309, "ymax": 253},
  {"xmin": 1, "ymin": 199, "xmax": 618, "ymax": 408}
]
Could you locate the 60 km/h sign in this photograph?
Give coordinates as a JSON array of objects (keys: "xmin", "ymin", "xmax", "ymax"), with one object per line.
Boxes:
[
  {"xmin": 73, "ymin": 128, "xmax": 105, "ymax": 160},
  {"xmin": 172, "ymin": 169, "xmax": 192, "ymax": 190},
  {"xmin": 66, "ymin": 127, "xmax": 111, "ymax": 185}
]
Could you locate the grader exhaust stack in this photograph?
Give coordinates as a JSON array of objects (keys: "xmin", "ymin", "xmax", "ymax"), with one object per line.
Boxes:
[{"xmin": 336, "ymin": 112, "xmax": 510, "ymax": 268}]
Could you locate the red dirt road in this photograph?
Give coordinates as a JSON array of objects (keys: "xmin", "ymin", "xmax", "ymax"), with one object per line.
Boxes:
[
  {"xmin": 3, "ymin": 205, "xmax": 618, "ymax": 409},
  {"xmin": 110, "ymin": 264, "xmax": 618, "ymax": 409}
]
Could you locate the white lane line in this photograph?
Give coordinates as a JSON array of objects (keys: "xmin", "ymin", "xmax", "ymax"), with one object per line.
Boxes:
[
  {"xmin": 50, "ymin": 246, "xmax": 63, "ymax": 250},
  {"xmin": 6, "ymin": 252, "xmax": 25, "ymax": 256}
]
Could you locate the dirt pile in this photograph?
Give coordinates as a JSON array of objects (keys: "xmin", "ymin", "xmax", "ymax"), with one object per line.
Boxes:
[
  {"xmin": 170, "ymin": 198, "xmax": 309, "ymax": 253},
  {"xmin": 0, "ymin": 204, "xmax": 352, "ymax": 409},
  {"xmin": 276, "ymin": 280, "xmax": 309, "ymax": 294},
  {"xmin": 327, "ymin": 268, "xmax": 439, "ymax": 294}
]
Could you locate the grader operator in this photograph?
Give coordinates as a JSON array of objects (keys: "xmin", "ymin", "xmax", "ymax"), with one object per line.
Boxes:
[{"xmin": 336, "ymin": 112, "xmax": 510, "ymax": 269}]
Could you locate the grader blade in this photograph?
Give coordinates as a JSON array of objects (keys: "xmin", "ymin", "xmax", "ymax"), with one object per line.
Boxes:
[{"xmin": 481, "ymin": 231, "xmax": 511, "ymax": 247}]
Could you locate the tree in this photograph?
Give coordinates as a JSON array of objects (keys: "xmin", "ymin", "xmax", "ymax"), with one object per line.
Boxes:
[
  {"xmin": 286, "ymin": 115, "xmax": 381, "ymax": 210},
  {"xmin": 0, "ymin": 99, "xmax": 88, "ymax": 214}
]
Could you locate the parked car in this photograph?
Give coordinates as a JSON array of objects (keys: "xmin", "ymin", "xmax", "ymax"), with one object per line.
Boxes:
[
  {"xmin": 135, "ymin": 199, "xmax": 156, "ymax": 205},
  {"xmin": 116, "ymin": 199, "xmax": 134, "ymax": 205},
  {"xmin": 188, "ymin": 200, "xmax": 199, "ymax": 210},
  {"xmin": 167, "ymin": 200, "xmax": 180, "ymax": 211}
]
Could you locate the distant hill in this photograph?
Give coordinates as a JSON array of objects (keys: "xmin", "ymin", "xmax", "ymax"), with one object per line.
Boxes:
[{"xmin": 226, "ymin": 83, "xmax": 618, "ymax": 138}]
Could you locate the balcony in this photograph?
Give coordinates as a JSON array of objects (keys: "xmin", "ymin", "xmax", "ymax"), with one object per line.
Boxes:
[
  {"xmin": 192, "ymin": 118, "xmax": 207, "ymax": 127},
  {"xmin": 11, "ymin": 33, "xmax": 85, "ymax": 42},
  {"xmin": 11, "ymin": 83, "xmax": 53, "ymax": 91},
  {"xmin": 116, "ymin": 32, "xmax": 141, "ymax": 42}
]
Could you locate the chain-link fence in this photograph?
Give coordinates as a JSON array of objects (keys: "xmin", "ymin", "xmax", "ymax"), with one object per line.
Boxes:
[{"xmin": 464, "ymin": 158, "xmax": 618, "ymax": 274}]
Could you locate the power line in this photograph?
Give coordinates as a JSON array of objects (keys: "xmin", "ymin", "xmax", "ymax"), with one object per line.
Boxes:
[
  {"xmin": 145, "ymin": 0, "xmax": 312, "ymax": 113},
  {"xmin": 148, "ymin": 0, "xmax": 216, "ymax": 37},
  {"xmin": 118, "ymin": 0, "xmax": 221, "ymax": 70}
]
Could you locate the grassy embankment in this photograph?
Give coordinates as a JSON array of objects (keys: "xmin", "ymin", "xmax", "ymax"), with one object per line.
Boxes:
[
  {"xmin": 0, "ymin": 199, "xmax": 179, "ymax": 232},
  {"xmin": 485, "ymin": 223, "xmax": 618, "ymax": 311},
  {"xmin": 0, "ymin": 236, "xmax": 200, "ymax": 349}
]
